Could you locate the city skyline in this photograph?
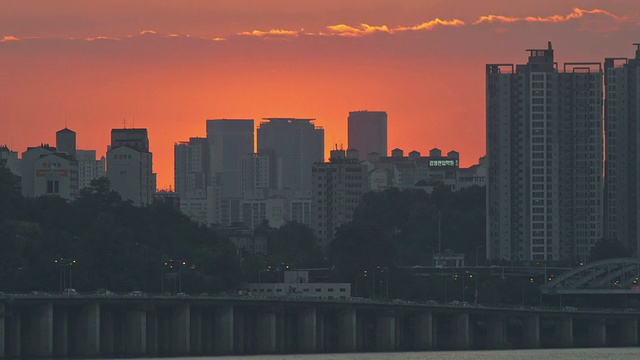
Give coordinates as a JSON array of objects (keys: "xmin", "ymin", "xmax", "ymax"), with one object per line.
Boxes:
[{"xmin": 0, "ymin": 1, "xmax": 638, "ymax": 188}]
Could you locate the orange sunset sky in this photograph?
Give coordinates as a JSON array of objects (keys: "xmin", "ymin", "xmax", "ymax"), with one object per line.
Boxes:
[{"xmin": 1, "ymin": 1, "xmax": 638, "ymax": 189}]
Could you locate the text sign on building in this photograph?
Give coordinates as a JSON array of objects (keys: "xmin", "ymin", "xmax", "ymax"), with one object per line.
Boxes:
[{"xmin": 429, "ymin": 159, "xmax": 458, "ymax": 167}]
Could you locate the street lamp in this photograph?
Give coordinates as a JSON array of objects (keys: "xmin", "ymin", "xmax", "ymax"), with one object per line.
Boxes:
[
  {"xmin": 376, "ymin": 266, "xmax": 389, "ymax": 301},
  {"xmin": 164, "ymin": 259, "xmax": 187, "ymax": 294},
  {"xmin": 54, "ymin": 258, "xmax": 76, "ymax": 292}
]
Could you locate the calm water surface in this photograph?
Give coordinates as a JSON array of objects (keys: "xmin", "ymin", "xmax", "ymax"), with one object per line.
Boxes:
[{"xmin": 143, "ymin": 348, "xmax": 640, "ymax": 360}]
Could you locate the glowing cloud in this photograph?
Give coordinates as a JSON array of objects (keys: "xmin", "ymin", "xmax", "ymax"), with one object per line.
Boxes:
[
  {"xmin": 0, "ymin": 35, "xmax": 20, "ymax": 43},
  {"xmin": 238, "ymin": 29, "xmax": 299, "ymax": 37},
  {"xmin": 140, "ymin": 30, "xmax": 158, "ymax": 35},
  {"xmin": 474, "ymin": 8, "xmax": 624, "ymax": 25},
  {"xmin": 325, "ymin": 18, "xmax": 464, "ymax": 37},
  {"xmin": 85, "ymin": 36, "xmax": 119, "ymax": 42}
]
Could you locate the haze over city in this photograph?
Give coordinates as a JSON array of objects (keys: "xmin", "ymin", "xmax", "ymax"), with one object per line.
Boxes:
[{"xmin": 1, "ymin": 0, "xmax": 638, "ymax": 189}]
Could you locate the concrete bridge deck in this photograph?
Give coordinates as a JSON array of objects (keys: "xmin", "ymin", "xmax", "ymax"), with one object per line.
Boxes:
[{"xmin": 0, "ymin": 293, "xmax": 639, "ymax": 357}]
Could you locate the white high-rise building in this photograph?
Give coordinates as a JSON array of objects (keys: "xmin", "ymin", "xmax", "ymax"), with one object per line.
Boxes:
[
  {"xmin": 76, "ymin": 150, "xmax": 106, "ymax": 190},
  {"xmin": 311, "ymin": 149, "xmax": 368, "ymax": 249},
  {"xmin": 486, "ymin": 42, "xmax": 603, "ymax": 263},
  {"xmin": 33, "ymin": 152, "xmax": 78, "ymax": 199},
  {"xmin": 107, "ymin": 128, "xmax": 154, "ymax": 206},
  {"xmin": 604, "ymin": 44, "xmax": 640, "ymax": 256},
  {"xmin": 175, "ymin": 137, "xmax": 209, "ymax": 223}
]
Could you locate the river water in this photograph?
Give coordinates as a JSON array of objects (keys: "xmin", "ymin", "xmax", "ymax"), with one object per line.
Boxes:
[{"xmin": 143, "ymin": 348, "xmax": 640, "ymax": 360}]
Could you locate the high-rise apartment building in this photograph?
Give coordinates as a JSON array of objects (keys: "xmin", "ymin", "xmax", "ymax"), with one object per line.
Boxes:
[
  {"xmin": 107, "ymin": 128, "xmax": 154, "ymax": 206},
  {"xmin": 76, "ymin": 150, "xmax": 106, "ymax": 190},
  {"xmin": 206, "ymin": 119, "xmax": 254, "ymax": 226},
  {"xmin": 348, "ymin": 111, "xmax": 388, "ymax": 159},
  {"xmin": 174, "ymin": 137, "xmax": 209, "ymax": 223},
  {"xmin": 257, "ymin": 118, "xmax": 324, "ymax": 192},
  {"xmin": 486, "ymin": 42, "xmax": 603, "ymax": 263},
  {"xmin": 311, "ymin": 149, "xmax": 368, "ymax": 249},
  {"xmin": 604, "ymin": 44, "xmax": 640, "ymax": 256}
]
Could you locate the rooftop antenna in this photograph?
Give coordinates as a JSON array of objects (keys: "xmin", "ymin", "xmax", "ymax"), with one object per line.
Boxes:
[
  {"xmin": 65, "ymin": 112, "xmax": 68, "ymax": 129},
  {"xmin": 122, "ymin": 118, "xmax": 127, "ymax": 129},
  {"xmin": 132, "ymin": 113, "xmax": 135, "ymax": 129}
]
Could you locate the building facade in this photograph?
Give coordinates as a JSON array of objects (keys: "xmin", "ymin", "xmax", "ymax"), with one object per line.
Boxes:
[
  {"xmin": 604, "ymin": 44, "xmax": 640, "ymax": 256},
  {"xmin": 348, "ymin": 110, "xmax": 388, "ymax": 159},
  {"xmin": 257, "ymin": 118, "xmax": 324, "ymax": 192},
  {"xmin": 175, "ymin": 137, "xmax": 209, "ymax": 223},
  {"xmin": 486, "ymin": 42, "xmax": 603, "ymax": 263},
  {"xmin": 206, "ymin": 119, "xmax": 254, "ymax": 226},
  {"xmin": 107, "ymin": 128, "xmax": 154, "ymax": 206},
  {"xmin": 76, "ymin": 150, "xmax": 106, "ymax": 190},
  {"xmin": 311, "ymin": 149, "xmax": 368, "ymax": 249}
]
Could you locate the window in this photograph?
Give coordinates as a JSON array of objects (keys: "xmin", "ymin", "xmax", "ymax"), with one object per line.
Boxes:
[{"xmin": 46, "ymin": 180, "xmax": 59, "ymax": 194}]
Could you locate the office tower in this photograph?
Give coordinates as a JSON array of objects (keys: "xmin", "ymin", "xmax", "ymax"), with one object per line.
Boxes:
[
  {"xmin": 348, "ymin": 110, "xmax": 388, "ymax": 159},
  {"xmin": 107, "ymin": 128, "xmax": 154, "ymax": 206},
  {"xmin": 76, "ymin": 150, "xmax": 106, "ymax": 190},
  {"xmin": 486, "ymin": 42, "xmax": 603, "ymax": 263},
  {"xmin": 206, "ymin": 119, "xmax": 254, "ymax": 226},
  {"xmin": 174, "ymin": 137, "xmax": 209, "ymax": 223},
  {"xmin": 311, "ymin": 149, "xmax": 368, "ymax": 249},
  {"xmin": 257, "ymin": 118, "xmax": 324, "ymax": 192},
  {"xmin": 56, "ymin": 128, "xmax": 76, "ymax": 159},
  {"xmin": 604, "ymin": 44, "xmax": 640, "ymax": 256}
]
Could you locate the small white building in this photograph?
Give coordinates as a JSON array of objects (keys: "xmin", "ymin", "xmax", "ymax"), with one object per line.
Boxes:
[
  {"xmin": 238, "ymin": 270, "xmax": 351, "ymax": 300},
  {"xmin": 33, "ymin": 152, "xmax": 78, "ymax": 200}
]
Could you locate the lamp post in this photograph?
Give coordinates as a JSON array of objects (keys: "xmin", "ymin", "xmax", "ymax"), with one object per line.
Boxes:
[
  {"xmin": 376, "ymin": 266, "xmax": 389, "ymax": 301},
  {"xmin": 54, "ymin": 258, "xmax": 76, "ymax": 292},
  {"xmin": 165, "ymin": 259, "xmax": 187, "ymax": 294}
]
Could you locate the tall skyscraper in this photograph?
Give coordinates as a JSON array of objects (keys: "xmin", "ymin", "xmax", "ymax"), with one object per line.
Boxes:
[
  {"xmin": 206, "ymin": 119, "xmax": 254, "ymax": 226},
  {"xmin": 486, "ymin": 42, "xmax": 603, "ymax": 263},
  {"xmin": 257, "ymin": 118, "xmax": 324, "ymax": 192},
  {"xmin": 348, "ymin": 111, "xmax": 387, "ymax": 159},
  {"xmin": 107, "ymin": 128, "xmax": 154, "ymax": 206},
  {"xmin": 604, "ymin": 44, "xmax": 640, "ymax": 256}
]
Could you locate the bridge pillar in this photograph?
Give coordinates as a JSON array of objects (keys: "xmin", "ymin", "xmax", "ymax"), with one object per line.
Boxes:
[
  {"xmin": 487, "ymin": 318, "xmax": 505, "ymax": 349},
  {"xmin": 100, "ymin": 310, "xmax": 114, "ymax": 356},
  {"xmin": 316, "ymin": 312, "xmax": 325, "ymax": 352},
  {"xmin": 53, "ymin": 307, "xmax": 68, "ymax": 357},
  {"xmin": 619, "ymin": 318, "xmax": 638, "ymax": 346},
  {"xmin": 452, "ymin": 313, "xmax": 470, "ymax": 350},
  {"xmin": 75, "ymin": 303, "xmax": 100, "ymax": 357},
  {"xmin": 339, "ymin": 308, "xmax": 357, "ymax": 352},
  {"xmin": 414, "ymin": 312, "xmax": 433, "ymax": 350},
  {"xmin": 214, "ymin": 305, "xmax": 234, "ymax": 355},
  {"xmin": 6, "ymin": 308, "xmax": 20, "ymax": 358},
  {"xmin": 523, "ymin": 316, "xmax": 540, "ymax": 348},
  {"xmin": 376, "ymin": 314, "xmax": 396, "ymax": 351},
  {"xmin": 556, "ymin": 317, "xmax": 573, "ymax": 348},
  {"xmin": 299, "ymin": 307, "xmax": 317, "ymax": 352},
  {"xmin": 190, "ymin": 308, "xmax": 202, "ymax": 355},
  {"xmin": 0, "ymin": 304, "xmax": 4, "ymax": 358},
  {"xmin": 146, "ymin": 311, "xmax": 158, "ymax": 356},
  {"xmin": 172, "ymin": 303, "xmax": 190, "ymax": 355},
  {"xmin": 256, "ymin": 312, "xmax": 277, "ymax": 353},
  {"xmin": 29, "ymin": 302, "xmax": 53, "ymax": 357},
  {"xmin": 201, "ymin": 312, "xmax": 213, "ymax": 355},
  {"xmin": 588, "ymin": 320, "xmax": 607, "ymax": 347},
  {"xmin": 124, "ymin": 310, "xmax": 147, "ymax": 356},
  {"xmin": 157, "ymin": 310, "xmax": 171, "ymax": 355}
]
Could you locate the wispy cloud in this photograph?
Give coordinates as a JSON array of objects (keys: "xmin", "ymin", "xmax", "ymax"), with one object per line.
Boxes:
[
  {"xmin": 0, "ymin": 35, "xmax": 20, "ymax": 43},
  {"xmin": 85, "ymin": 36, "xmax": 119, "ymax": 42},
  {"xmin": 238, "ymin": 29, "xmax": 299, "ymax": 37},
  {"xmin": 474, "ymin": 7, "xmax": 624, "ymax": 25}
]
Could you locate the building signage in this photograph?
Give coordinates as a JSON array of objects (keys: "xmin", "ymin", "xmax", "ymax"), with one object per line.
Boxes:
[{"xmin": 429, "ymin": 159, "xmax": 458, "ymax": 167}]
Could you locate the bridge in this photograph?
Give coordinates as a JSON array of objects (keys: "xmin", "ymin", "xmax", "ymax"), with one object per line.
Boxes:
[
  {"xmin": 1, "ymin": 293, "xmax": 639, "ymax": 358},
  {"xmin": 541, "ymin": 258, "xmax": 640, "ymax": 295}
]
